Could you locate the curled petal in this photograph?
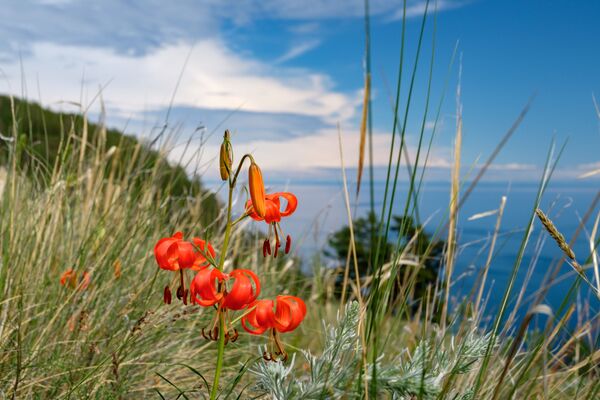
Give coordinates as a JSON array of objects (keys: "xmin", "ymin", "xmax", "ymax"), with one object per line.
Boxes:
[
  {"xmin": 80, "ymin": 272, "xmax": 91, "ymax": 291},
  {"xmin": 60, "ymin": 269, "xmax": 76, "ymax": 286},
  {"xmin": 275, "ymin": 192, "xmax": 298, "ymax": 217},
  {"xmin": 155, "ymin": 232, "xmax": 210, "ymax": 271},
  {"xmin": 190, "ymin": 268, "xmax": 226, "ymax": 307},
  {"xmin": 154, "ymin": 236, "xmax": 179, "ymax": 271},
  {"xmin": 191, "ymin": 238, "xmax": 216, "ymax": 270},
  {"xmin": 241, "ymin": 299, "xmax": 274, "ymax": 335},
  {"xmin": 169, "ymin": 240, "xmax": 197, "ymax": 270},
  {"xmin": 245, "ymin": 192, "xmax": 297, "ymax": 226},
  {"xmin": 274, "ymin": 295, "xmax": 306, "ymax": 333},
  {"xmin": 246, "ymin": 195, "xmax": 281, "ymax": 224},
  {"xmin": 155, "ymin": 232, "xmax": 195, "ymax": 271},
  {"xmin": 245, "ymin": 199, "xmax": 264, "ymax": 222},
  {"xmin": 240, "ymin": 296, "xmax": 305, "ymax": 334},
  {"xmin": 241, "ymin": 314, "xmax": 268, "ymax": 335},
  {"xmin": 223, "ymin": 269, "xmax": 261, "ymax": 310},
  {"xmin": 263, "ymin": 197, "xmax": 282, "ymax": 224}
]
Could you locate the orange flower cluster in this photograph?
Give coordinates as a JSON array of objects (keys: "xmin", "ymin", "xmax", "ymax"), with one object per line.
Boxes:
[
  {"xmin": 150, "ymin": 133, "xmax": 305, "ymax": 362},
  {"xmin": 154, "ymin": 230, "xmax": 305, "ymax": 359}
]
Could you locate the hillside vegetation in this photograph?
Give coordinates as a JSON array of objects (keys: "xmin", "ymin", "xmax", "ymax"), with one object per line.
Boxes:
[{"xmin": 0, "ymin": 95, "xmax": 218, "ymax": 227}]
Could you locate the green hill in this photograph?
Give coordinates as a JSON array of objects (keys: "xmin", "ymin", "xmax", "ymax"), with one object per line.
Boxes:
[{"xmin": 0, "ymin": 95, "xmax": 219, "ymax": 228}]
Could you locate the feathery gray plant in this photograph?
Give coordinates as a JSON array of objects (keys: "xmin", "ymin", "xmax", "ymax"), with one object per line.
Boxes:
[
  {"xmin": 251, "ymin": 301, "xmax": 362, "ymax": 399},
  {"xmin": 250, "ymin": 301, "xmax": 491, "ymax": 399}
]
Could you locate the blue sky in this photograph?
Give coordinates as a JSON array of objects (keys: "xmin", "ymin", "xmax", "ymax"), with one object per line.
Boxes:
[{"xmin": 0, "ymin": 0, "xmax": 599, "ymax": 183}]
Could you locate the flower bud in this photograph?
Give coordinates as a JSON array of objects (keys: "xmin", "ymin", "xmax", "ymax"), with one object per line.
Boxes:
[
  {"xmin": 248, "ymin": 161, "xmax": 266, "ymax": 218},
  {"xmin": 219, "ymin": 130, "xmax": 233, "ymax": 180}
]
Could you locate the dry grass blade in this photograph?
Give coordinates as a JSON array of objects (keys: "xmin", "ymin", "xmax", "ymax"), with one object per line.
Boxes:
[
  {"xmin": 441, "ymin": 56, "xmax": 462, "ymax": 328},
  {"xmin": 336, "ymin": 124, "xmax": 369, "ymax": 399},
  {"xmin": 356, "ymin": 73, "xmax": 371, "ymax": 196},
  {"xmin": 590, "ymin": 211, "xmax": 600, "ymax": 293},
  {"xmin": 577, "ymin": 168, "xmax": 600, "ymax": 179},
  {"xmin": 474, "ymin": 196, "xmax": 507, "ymax": 317},
  {"xmin": 491, "ymin": 304, "xmax": 554, "ymax": 400},
  {"xmin": 337, "ymin": 125, "xmax": 363, "ymax": 307}
]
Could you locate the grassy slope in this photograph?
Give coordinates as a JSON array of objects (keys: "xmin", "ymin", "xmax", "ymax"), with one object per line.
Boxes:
[
  {"xmin": 0, "ymin": 95, "xmax": 218, "ymax": 227},
  {"xmin": 0, "ymin": 95, "xmax": 597, "ymax": 399}
]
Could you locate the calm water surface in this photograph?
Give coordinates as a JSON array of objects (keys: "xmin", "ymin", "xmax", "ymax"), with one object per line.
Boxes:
[{"xmin": 210, "ymin": 178, "xmax": 599, "ymax": 329}]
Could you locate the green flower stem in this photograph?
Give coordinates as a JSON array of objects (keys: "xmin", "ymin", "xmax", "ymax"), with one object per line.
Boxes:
[
  {"xmin": 210, "ymin": 181, "xmax": 234, "ymax": 400},
  {"xmin": 210, "ymin": 312, "xmax": 226, "ymax": 399}
]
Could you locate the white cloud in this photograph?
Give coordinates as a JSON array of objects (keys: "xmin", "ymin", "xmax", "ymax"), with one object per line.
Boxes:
[
  {"xmin": 1, "ymin": 40, "xmax": 357, "ymax": 124},
  {"xmin": 487, "ymin": 163, "xmax": 536, "ymax": 171},
  {"xmin": 219, "ymin": 0, "xmax": 467, "ymax": 21},
  {"xmin": 390, "ymin": 0, "xmax": 469, "ymax": 20},
  {"xmin": 169, "ymin": 128, "xmax": 452, "ymax": 182}
]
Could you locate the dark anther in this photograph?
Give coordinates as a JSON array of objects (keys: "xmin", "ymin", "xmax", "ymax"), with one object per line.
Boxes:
[
  {"xmin": 182, "ymin": 289, "xmax": 189, "ymax": 305},
  {"xmin": 266, "ymin": 239, "xmax": 272, "ymax": 256},
  {"xmin": 262, "ymin": 239, "xmax": 268, "ymax": 257},
  {"xmin": 273, "ymin": 242, "xmax": 279, "ymax": 258},
  {"xmin": 230, "ymin": 328, "xmax": 239, "ymax": 343},
  {"xmin": 163, "ymin": 285, "xmax": 172, "ymax": 304},
  {"xmin": 285, "ymin": 235, "xmax": 291, "ymax": 254},
  {"xmin": 262, "ymin": 351, "xmax": 270, "ymax": 361},
  {"xmin": 224, "ymin": 331, "xmax": 230, "ymax": 345},
  {"xmin": 213, "ymin": 326, "xmax": 219, "ymax": 341},
  {"xmin": 176, "ymin": 285, "xmax": 185, "ymax": 301}
]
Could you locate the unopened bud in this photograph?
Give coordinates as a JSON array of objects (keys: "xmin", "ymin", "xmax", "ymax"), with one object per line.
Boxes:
[
  {"xmin": 248, "ymin": 161, "xmax": 266, "ymax": 218},
  {"xmin": 219, "ymin": 130, "xmax": 233, "ymax": 180}
]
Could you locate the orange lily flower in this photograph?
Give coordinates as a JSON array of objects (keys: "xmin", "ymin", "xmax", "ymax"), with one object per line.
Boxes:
[
  {"xmin": 241, "ymin": 295, "xmax": 306, "ymax": 361},
  {"xmin": 190, "ymin": 267, "xmax": 261, "ymax": 343},
  {"xmin": 154, "ymin": 232, "xmax": 216, "ymax": 304},
  {"xmin": 60, "ymin": 268, "xmax": 91, "ymax": 291},
  {"xmin": 245, "ymin": 192, "xmax": 298, "ymax": 257}
]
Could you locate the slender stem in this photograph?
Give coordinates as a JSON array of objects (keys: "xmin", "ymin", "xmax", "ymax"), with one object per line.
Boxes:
[
  {"xmin": 231, "ymin": 213, "xmax": 248, "ymax": 227},
  {"xmin": 230, "ymin": 153, "xmax": 254, "ymax": 188},
  {"xmin": 219, "ymin": 186, "xmax": 233, "ymax": 272},
  {"xmin": 210, "ymin": 181, "xmax": 234, "ymax": 400},
  {"xmin": 210, "ymin": 313, "xmax": 226, "ymax": 399}
]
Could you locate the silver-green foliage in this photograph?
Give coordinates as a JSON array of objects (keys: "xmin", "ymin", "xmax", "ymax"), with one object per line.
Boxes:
[{"xmin": 251, "ymin": 301, "xmax": 490, "ymax": 400}]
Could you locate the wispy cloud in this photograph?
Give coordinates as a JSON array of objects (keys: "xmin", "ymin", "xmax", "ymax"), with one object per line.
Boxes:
[
  {"xmin": 218, "ymin": 0, "xmax": 468, "ymax": 21},
  {"xmin": 2, "ymin": 40, "xmax": 357, "ymax": 124},
  {"xmin": 390, "ymin": 0, "xmax": 470, "ymax": 20},
  {"xmin": 275, "ymin": 39, "xmax": 321, "ymax": 64},
  {"xmin": 487, "ymin": 163, "xmax": 536, "ymax": 171},
  {"xmin": 0, "ymin": 0, "xmax": 219, "ymax": 56}
]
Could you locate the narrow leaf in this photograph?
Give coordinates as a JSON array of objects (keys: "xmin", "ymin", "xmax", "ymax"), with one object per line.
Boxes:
[{"xmin": 356, "ymin": 73, "xmax": 370, "ymax": 196}]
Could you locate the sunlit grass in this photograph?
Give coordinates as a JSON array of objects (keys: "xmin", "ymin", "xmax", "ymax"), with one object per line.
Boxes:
[{"xmin": 1, "ymin": 2, "xmax": 599, "ymax": 398}]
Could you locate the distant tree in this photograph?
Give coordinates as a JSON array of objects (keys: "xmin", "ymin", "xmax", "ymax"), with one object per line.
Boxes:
[{"xmin": 324, "ymin": 212, "xmax": 444, "ymax": 312}]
